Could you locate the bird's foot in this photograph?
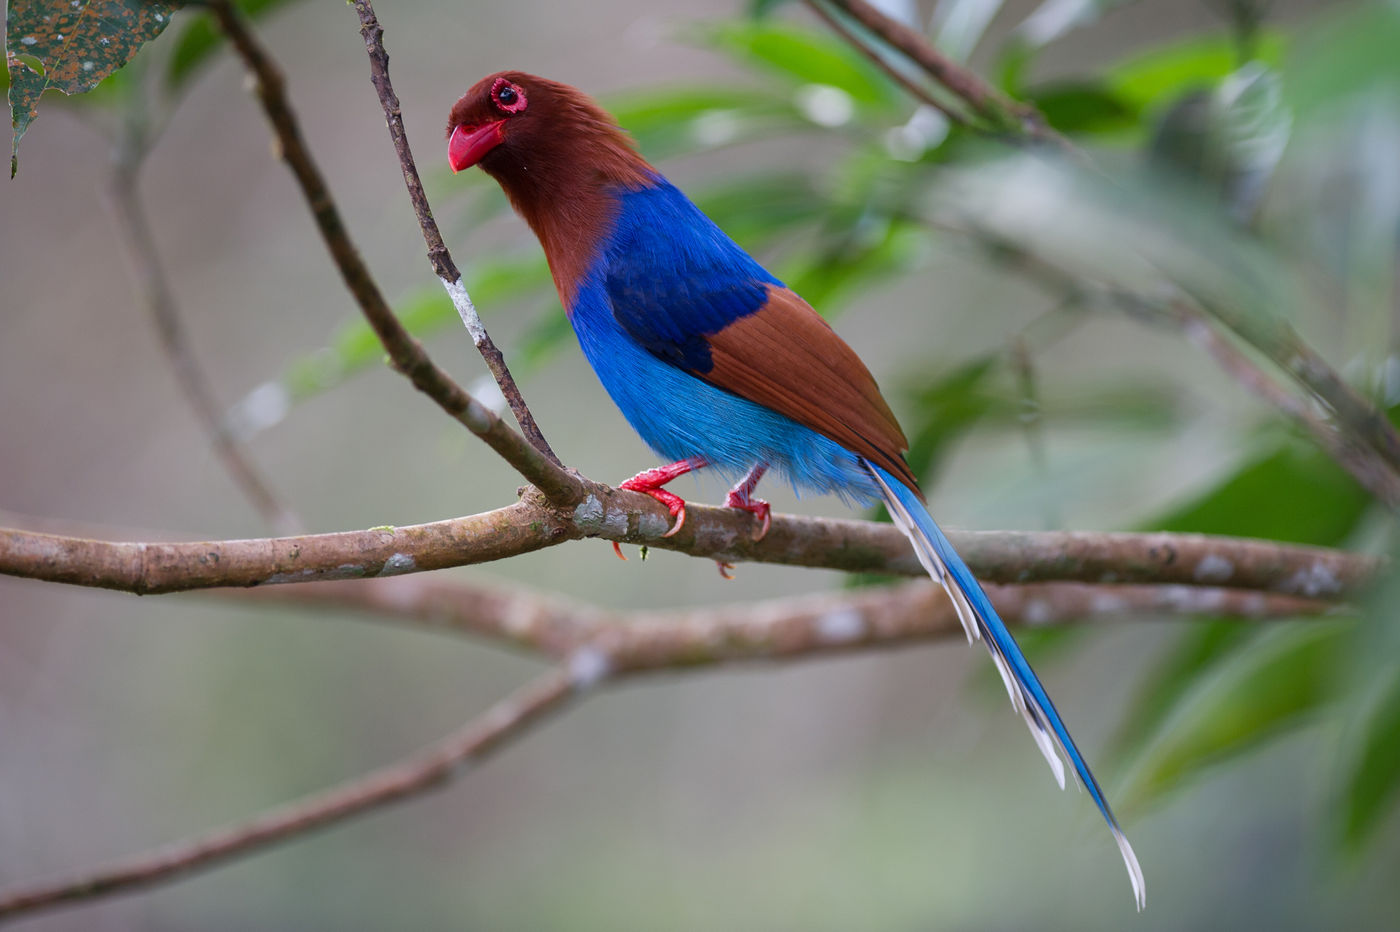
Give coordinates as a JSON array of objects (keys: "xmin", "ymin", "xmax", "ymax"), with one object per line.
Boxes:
[
  {"xmin": 612, "ymin": 459, "xmax": 703, "ymax": 559},
  {"xmin": 724, "ymin": 463, "xmax": 771, "ymax": 541}
]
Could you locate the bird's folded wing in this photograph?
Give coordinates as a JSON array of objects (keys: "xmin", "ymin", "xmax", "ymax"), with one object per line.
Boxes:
[{"xmin": 699, "ymin": 285, "xmax": 920, "ymax": 494}]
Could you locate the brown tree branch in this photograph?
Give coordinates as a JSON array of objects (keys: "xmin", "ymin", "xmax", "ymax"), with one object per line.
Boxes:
[
  {"xmin": 246, "ymin": 573, "xmax": 1338, "ymax": 666},
  {"xmin": 0, "ymin": 504, "xmax": 1378, "ymax": 600},
  {"xmin": 204, "ymin": 1, "xmax": 578, "ymax": 505},
  {"xmin": 801, "ymin": 0, "xmax": 968, "ymax": 126},
  {"xmin": 956, "ymin": 228, "xmax": 1400, "ymax": 507},
  {"xmin": 808, "ymin": 0, "xmax": 1058, "ymax": 142},
  {"xmin": 0, "ymin": 666, "xmax": 580, "ymax": 923},
  {"xmin": 349, "ymin": 0, "xmax": 559, "ymax": 466},
  {"xmin": 0, "ymin": 569, "xmax": 1336, "ymax": 922},
  {"xmin": 109, "ymin": 119, "xmax": 302, "ymax": 534}
]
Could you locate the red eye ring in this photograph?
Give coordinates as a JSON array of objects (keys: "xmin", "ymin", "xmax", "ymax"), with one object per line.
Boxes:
[{"xmin": 491, "ymin": 77, "xmax": 527, "ymax": 114}]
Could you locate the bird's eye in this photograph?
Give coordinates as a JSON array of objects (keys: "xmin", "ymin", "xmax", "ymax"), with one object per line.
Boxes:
[{"xmin": 491, "ymin": 78, "xmax": 528, "ymax": 114}]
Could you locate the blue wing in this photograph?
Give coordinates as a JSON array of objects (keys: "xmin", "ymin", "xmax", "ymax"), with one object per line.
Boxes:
[{"xmin": 599, "ymin": 180, "xmax": 780, "ymax": 374}]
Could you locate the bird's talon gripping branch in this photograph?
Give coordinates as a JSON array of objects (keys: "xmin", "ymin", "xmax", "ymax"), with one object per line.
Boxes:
[
  {"xmin": 617, "ymin": 459, "xmax": 701, "ymax": 541},
  {"xmin": 724, "ymin": 463, "xmax": 771, "ymax": 541}
]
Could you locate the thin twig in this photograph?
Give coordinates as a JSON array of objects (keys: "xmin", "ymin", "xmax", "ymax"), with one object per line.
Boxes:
[
  {"xmin": 801, "ymin": 0, "xmax": 968, "ymax": 126},
  {"xmin": 810, "ymin": 0, "xmax": 1058, "ymax": 142},
  {"xmin": 109, "ymin": 122, "xmax": 302, "ymax": 534},
  {"xmin": 807, "ymin": 0, "xmax": 1400, "ymax": 501},
  {"xmin": 350, "ymin": 0, "xmax": 559, "ymax": 466},
  {"xmin": 940, "ymin": 222, "xmax": 1400, "ymax": 507},
  {"xmin": 1165, "ymin": 300, "xmax": 1400, "ymax": 506},
  {"xmin": 0, "ymin": 666, "xmax": 580, "ymax": 923},
  {"xmin": 205, "ymin": 0, "xmax": 578, "ymax": 504},
  {"xmin": 0, "ymin": 508, "xmax": 1378, "ymax": 600}
]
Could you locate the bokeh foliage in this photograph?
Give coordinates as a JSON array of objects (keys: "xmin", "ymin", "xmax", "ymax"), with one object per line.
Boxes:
[{"xmin": 9, "ymin": 0, "xmax": 1400, "ymax": 860}]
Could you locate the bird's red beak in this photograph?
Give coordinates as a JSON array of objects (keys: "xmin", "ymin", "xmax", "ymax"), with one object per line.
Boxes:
[{"xmin": 448, "ymin": 120, "xmax": 506, "ymax": 173}]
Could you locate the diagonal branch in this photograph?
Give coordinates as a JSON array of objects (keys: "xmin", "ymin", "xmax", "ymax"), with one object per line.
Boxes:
[
  {"xmin": 109, "ymin": 121, "xmax": 302, "ymax": 534},
  {"xmin": 350, "ymin": 0, "xmax": 559, "ymax": 466},
  {"xmin": 955, "ymin": 227, "xmax": 1400, "ymax": 507},
  {"xmin": 205, "ymin": 0, "xmax": 578, "ymax": 505},
  {"xmin": 0, "ymin": 666, "xmax": 579, "ymax": 923},
  {"xmin": 801, "ymin": 0, "xmax": 967, "ymax": 126},
  {"xmin": 809, "ymin": 0, "xmax": 1058, "ymax": 142},
  {"xmin": 0, "ymin": 571, "xmax": 1339, "ymax": 922}
]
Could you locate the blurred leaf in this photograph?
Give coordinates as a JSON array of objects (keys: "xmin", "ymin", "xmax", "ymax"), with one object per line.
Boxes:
[
  {"xmin": 1338, "ymin": 664, "xmax": 1400, "ymax": 849},
  {"xmin": 784, "ymin": 218, "xmax": 929, "ymax": 309},
  {"xmin": 165, "ymin": 0, "xmax": 297, "ymax": 91},
  {"xmin": 1024, "ymin": 81, "xmax": 1136, "ymax": 135},
  {"xmin": 1107, "ymin": 32, "xmax": 1285, "ymax": 117},
  {"xmin": 1122, "ymin": 622, "xmax": 1350, "ymax": 811},
  {"xmin": 606, "ymin": 85, "xmax": 804, "ymax": 161},
  {"xmin": 904, "ymin": 356, "xmax": 1002, "ymax": 480},
  {"xmin": 693, "ymin": 172, "xmax": 824, "ymax": 248},
  {"xmin": 1110, "ymin": 436, "xmax": 1373, "ymax": 776},
  {"xmin": 745, "ymin": 0, "xmax": 794, "ymax": 17},
  {"xmin": 1016, "ymin": 0, "xmax": 1145, "ymax": 49},
  {"xmin": 516, "ymin": 302, "xmax": 573, "ymax": 371},
  {"xmin": 934, "ymin": 0, "xmax": 1008, "ymax": 63},
  {"xmin": 696, "ymin": 21, "xmax": 902, "ymax": 110},
  {"xmin": 268, "ymin": 255, "xmax": 551, "ymax": 412},
  {"xmin": 1284, "ymin": 2, "xmax": 1400, "ymax": 121},
  {"xmin": 1109, "ymin": 620, "xmax": 1256, "ymax": 767},
  {"xmin": 1149, "ymin": 62, "xmax": 1291, "ymax": 222},
  {"xmin": 7, "ymin": 0, "xmax": 179, "ymax": 176},
  {"xmin": 1153, "ymin": 444, "xmax": 1372, "ymax": 544}
]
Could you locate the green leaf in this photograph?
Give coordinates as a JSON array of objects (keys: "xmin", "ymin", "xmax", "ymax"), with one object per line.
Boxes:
[
  {"xmin": 1283, "ymin": 2, "xmax": 1400, "ymax": 122},
  {"xmin": 1338, "ymin": 664, "xmax": 1400, "ymax": 849},
  {"xmin": 1121, "ymin": 623, "xmax": 1350, "ymax": 811},
  {"xmin": 7, "ymin": 0, "xmax": 180, "ymax": 176},
  {"xmin": 1152, "ymin": 443, "xmax": 1372, "ymax": 544},
  {"xmin": 274, "ymin": 254, "xmax": 551, "ymax": 407},
  {"xmin": 1109, "ymin": 438, "xmax": 1373, "ymax": 767},
  {"xmin": 1106, "ymin": 31, "xmax": 1286, "ymax": 117},
  {"xmin": 165, "ymin": 0, "xmax": 297, "ymax": 91},
  {"xmin": 605, "ymin": 85, "xmax": 803, "ymax": 161},
  {"xmin": 695, "ymin": 21, "xmax": 901, "ymax": 110},
  {"xmin": 745, "ymin": 0, "xmax": 794, "ymax": 17},
  {"xmin": 903, "ymin": 355, "xmax": 1003, "ymax": 480},
  {"xmin": 1023, "ymin": 81, "xmax": 1136, "ymax": 135},
  {"xmin": 693, "ymin": 172, "xmax": 824, "ymax": 248}
]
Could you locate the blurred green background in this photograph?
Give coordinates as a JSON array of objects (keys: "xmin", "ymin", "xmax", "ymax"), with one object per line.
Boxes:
[{"xmin": 3, "ymin": 0, "xmax": 1400, "ymax": 928}]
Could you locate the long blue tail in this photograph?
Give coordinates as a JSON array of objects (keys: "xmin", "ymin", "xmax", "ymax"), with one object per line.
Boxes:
[{"xmin": 867, "ymin": 462, "xmax": 1145, "ymax": 910}]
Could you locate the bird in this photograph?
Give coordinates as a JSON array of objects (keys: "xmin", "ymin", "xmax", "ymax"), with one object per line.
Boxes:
[{"xmin": 447, "ymin": 71, "xmax": 1144, "ymax": 908}]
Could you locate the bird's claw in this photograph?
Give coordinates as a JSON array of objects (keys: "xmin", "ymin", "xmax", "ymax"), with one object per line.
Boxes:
[
  {"xmin": 724, "ymin": 491, "xmax": 771, "ymax": 541},
  {"xmin": 716, "ymin": 560, "xmax": 735, "ymax": 579}
]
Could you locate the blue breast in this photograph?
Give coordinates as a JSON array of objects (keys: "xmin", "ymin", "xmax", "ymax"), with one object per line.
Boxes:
[{"xmin": 564, "ymin": 179, "xmax": 878, "ymax": 502}]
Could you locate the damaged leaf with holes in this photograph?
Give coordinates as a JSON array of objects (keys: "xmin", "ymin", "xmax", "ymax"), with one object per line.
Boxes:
[{"xmin": 6, "ymin": 0, "xmax": 181, "ymax": 176}]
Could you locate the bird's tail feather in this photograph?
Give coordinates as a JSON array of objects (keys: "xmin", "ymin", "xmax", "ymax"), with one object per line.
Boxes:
[{"xmin": 866, "ymin": 461, "xmax": 1145, "ymax": 911}]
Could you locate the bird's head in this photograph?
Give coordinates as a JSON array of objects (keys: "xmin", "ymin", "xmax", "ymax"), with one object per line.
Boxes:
[
  {"xmin": 445, "ymin": 72, "xmax": 536, "ymax": 173},
  {"xmin": 446, "ymin": 71, "xmax": 643, "ymax": 177}
]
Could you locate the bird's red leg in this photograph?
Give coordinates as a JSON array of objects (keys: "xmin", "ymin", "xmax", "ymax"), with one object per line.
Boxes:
[
  {"xmin": 724, "ymin": 462, "xmax": 771, "ymax": 542},
  {"xmin": 613, "ymin": 458, "xmax": 706, "ymax": 559}
]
